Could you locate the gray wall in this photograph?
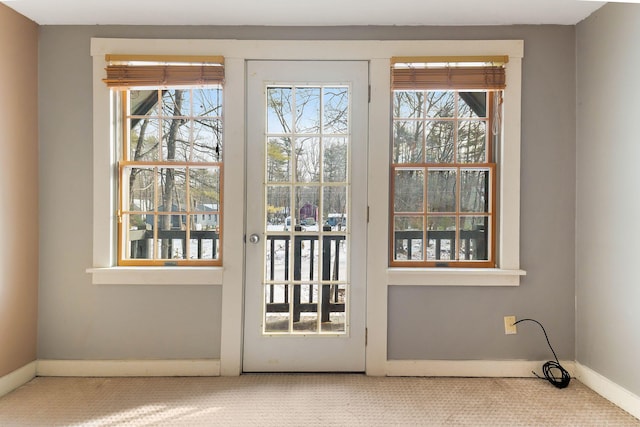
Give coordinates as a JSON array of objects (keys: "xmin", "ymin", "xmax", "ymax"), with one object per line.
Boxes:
[
  {"xmin": 0, "ymin": 4, "xmax": 38, "ymax": 377},
  {"xmin": 387, "ymin": 26, "xmax": 577, "ymax": 360},
  {"xmin": 38, "ymin": 27, "xmax": 223, "ymax": 359},
  {"xmin": 576, "ymin": 4, "xmax": 640, "ymax": 396},
  {"xmin": 38, "ymin": 25, "xmax": 577, "ymax": 362}
]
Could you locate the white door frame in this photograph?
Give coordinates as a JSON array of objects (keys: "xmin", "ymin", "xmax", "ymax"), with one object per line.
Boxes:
[
  {"xmin": 218, "ymin": 45, "xmax": 394, "ymax": 376},
  {"xmin": 242, "ymin": 60, "xmax": 368, "ymax": 372}
]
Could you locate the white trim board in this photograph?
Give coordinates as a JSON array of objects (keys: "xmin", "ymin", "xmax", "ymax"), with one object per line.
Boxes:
[
  {"xmin": 575, "ymin": 363, "xmax": 640, "ymax": 421},
  {"xmin": 90, "ymin": 39, "xmax": 524, "ymax": 60},
  {"xmin": 36, "ymin": 359, "xmax": 221, "ymax": 377},
  {"xmin": 5, "ymin": 359, "xmax": 639, "ymax": 421},
  {"xmin": 387, "ymin": 268, "xmax": 527, "ymax": 287},
  {"xmin": 87, "ymin": 267, "xmax": 224, "ymax": 285},
  {"xmin": 0, "ymin": 361, "xmax": 37, "ymax": 398},
  {"xmin": 386, "ymin": 359, "xmax": 577, "ymax": 378},
  {"xmin": 0, "ymin": 360, "xmax": 38, "ymax": 397}
]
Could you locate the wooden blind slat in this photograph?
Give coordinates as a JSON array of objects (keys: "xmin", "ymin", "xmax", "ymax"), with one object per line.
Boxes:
[
  {"xmin": 103, "ymin": 59, "xmax": 224, "ymax": 88},
  {"xmin": 391, "ymin": 55, "xmax": 506, "ymax": 90},
  {"xmin": 391, "ymin": 66, "xmax": 505, "ymax": 90},
  {"xmin": 391, "ymin": 55, "xmax": 508, "ymax": 65},
  {"xmin": 105, "ymin": 54, "xmax": 224, "ymax": 64}
]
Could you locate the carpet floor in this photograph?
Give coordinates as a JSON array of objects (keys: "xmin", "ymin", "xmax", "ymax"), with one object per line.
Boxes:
[{"xmin": 0, "ymin": 375, "xmax": 638, "ymax": 426}]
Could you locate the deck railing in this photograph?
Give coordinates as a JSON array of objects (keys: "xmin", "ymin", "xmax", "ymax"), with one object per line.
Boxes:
[
  {"xmin": 265, "ymin": 227, "xmax": 345, "ymax": 322},
  {"xmin": 129, "ymin": 227, "xmax": 485, "ymax": 317},
  {"xmin": 128, "ymin": 229, "xmax": 219, "ymax": 260},
  {"xmin": 394, "ymin": 229, "xmax": 487, "ymax": 262}
]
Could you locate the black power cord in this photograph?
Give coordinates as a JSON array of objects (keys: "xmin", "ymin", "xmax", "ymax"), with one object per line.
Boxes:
[{"xmin": 513, "ymin": 318, "xmax": 571, "ymax": 389}]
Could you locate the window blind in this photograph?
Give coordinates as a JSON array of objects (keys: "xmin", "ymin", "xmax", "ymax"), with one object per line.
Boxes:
[
  {"xmin": 391, "ymin": 56, "xmax": 507, "ymax": 90},
  {"xmin": 103, "ymin": 54, "xmax": 224, "ymax": 88}
]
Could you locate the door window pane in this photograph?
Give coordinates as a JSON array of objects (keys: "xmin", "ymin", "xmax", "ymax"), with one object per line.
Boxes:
[
  {"xmin": 267, "ymin": 137, "xmax": 292, "ymax": 183},
  {"xmin": 323, "ymin": 186, "xmax": 348, "ymax": 231},
  {"xmin": 267, "ymin": 87, "xmax": 292, "ymax": 134},
  {"xmin": 323, "ymin": 87, "xmax": 349, "ymax": 134},
  {"xmin": 295, "ymin": 137, "xmax": 320, "ymax": 183},
  {"xmin": 323, "ymin": 137, "xmax": 348, "ymax": 183},
  {"xmin": 263, "ymin": 84, "xmax": 352, "ymax": 335},
  {"xmin": 295, "ymin": 87, "xmax": 321, "ymax": 134}
]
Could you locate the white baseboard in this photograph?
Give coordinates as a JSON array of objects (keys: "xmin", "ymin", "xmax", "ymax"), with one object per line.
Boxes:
[
  {"xmin": 36, "ymin": 359, "xmax": 221, "ymax": 377},
  {"xmin": 5, "ymin": 358, "xmax": 639, "ymax": 421},
  {"xmin": 386, "ymin": 359, "xmax": 576, "ymax": 378},
  {"xmin": 575, "ymin": 363, "xmax": 640, "ymax": 420},
  {"xmin": 0, "ymin": 361, "xmax": 37, "ymax": 398}
]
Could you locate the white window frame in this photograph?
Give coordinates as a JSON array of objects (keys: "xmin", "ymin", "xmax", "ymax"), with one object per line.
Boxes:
[
  {"xmin": 87, "ymin": 57, "xmax": 225, "ymax": 285},
  {"xmin": 87, "ymin": 38, "xmax": 525, "ymax": 375}
]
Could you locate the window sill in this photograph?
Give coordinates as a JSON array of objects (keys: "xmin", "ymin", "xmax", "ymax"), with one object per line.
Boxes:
[
  {"xmin": 86, "ymin": 267, "xmax": 224, "ymax": 285},
  {"xmin": 386, "ymin": 268, "xmax": 526, "ymax": 287}
]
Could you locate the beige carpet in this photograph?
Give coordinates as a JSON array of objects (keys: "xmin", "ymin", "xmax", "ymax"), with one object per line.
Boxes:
[{"xmin": 0, "ymin": 375, "xmax": 638, "ymax": 426}]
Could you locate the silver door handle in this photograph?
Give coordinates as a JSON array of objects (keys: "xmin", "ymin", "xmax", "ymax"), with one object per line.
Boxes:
[{"xmin": 248, "ymin": 233, "xmax": 260, "ymax": 244}]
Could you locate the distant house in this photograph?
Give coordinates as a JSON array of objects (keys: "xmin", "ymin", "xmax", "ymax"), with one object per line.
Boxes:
[
  {"xmin": 141, "ymin": 204, "xmax": 217, "ymax": 230},
  {"xmin": 192, "ymin": 203, "xmax": 218, "ymax": 229},
  {"xmin": 299, "ymin": 202, "xmax": 318, "ymax": 223}
]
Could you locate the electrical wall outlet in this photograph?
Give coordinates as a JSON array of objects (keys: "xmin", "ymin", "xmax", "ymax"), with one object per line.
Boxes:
[{"xmin": 504, "ymin": 316, "xmax": 517, "ymax": 334}]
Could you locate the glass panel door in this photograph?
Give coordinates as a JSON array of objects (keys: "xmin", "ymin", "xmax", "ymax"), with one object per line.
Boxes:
[{"xmin": 243, "ymin": 61, "xmax": 368, "ymax": 372}]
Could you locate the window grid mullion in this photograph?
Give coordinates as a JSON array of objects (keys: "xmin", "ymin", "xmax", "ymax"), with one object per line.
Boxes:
[
  {"xmin": 391, "ymin": 87, "xmax": 495, "ymax": 267},
  {"xmin": 118, "ymin": 86, "xmax": 222, "ymax": 266}
]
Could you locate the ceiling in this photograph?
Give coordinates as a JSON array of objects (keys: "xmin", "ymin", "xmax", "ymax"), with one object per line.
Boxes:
[{"xmin": 2, "ymin": 0, "xmax": 606, "ymax": 26}]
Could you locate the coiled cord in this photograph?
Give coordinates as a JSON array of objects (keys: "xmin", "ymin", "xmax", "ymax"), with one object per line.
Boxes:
[{"xmin": 513, "ymin": 318, "xmax": 571, "ymax": 389}]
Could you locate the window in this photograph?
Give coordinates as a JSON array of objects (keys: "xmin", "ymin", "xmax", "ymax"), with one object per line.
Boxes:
[
  {"xmin": 90, "ymin": 39, "xmax": 524, "ymax": 290},
  {"xmin": 390, "ymin": 57, "xmax": 506, "ymax": 268},
  {"xmin": 104, "ymin": 55, "xmax": 224, "ymax": 266}
]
